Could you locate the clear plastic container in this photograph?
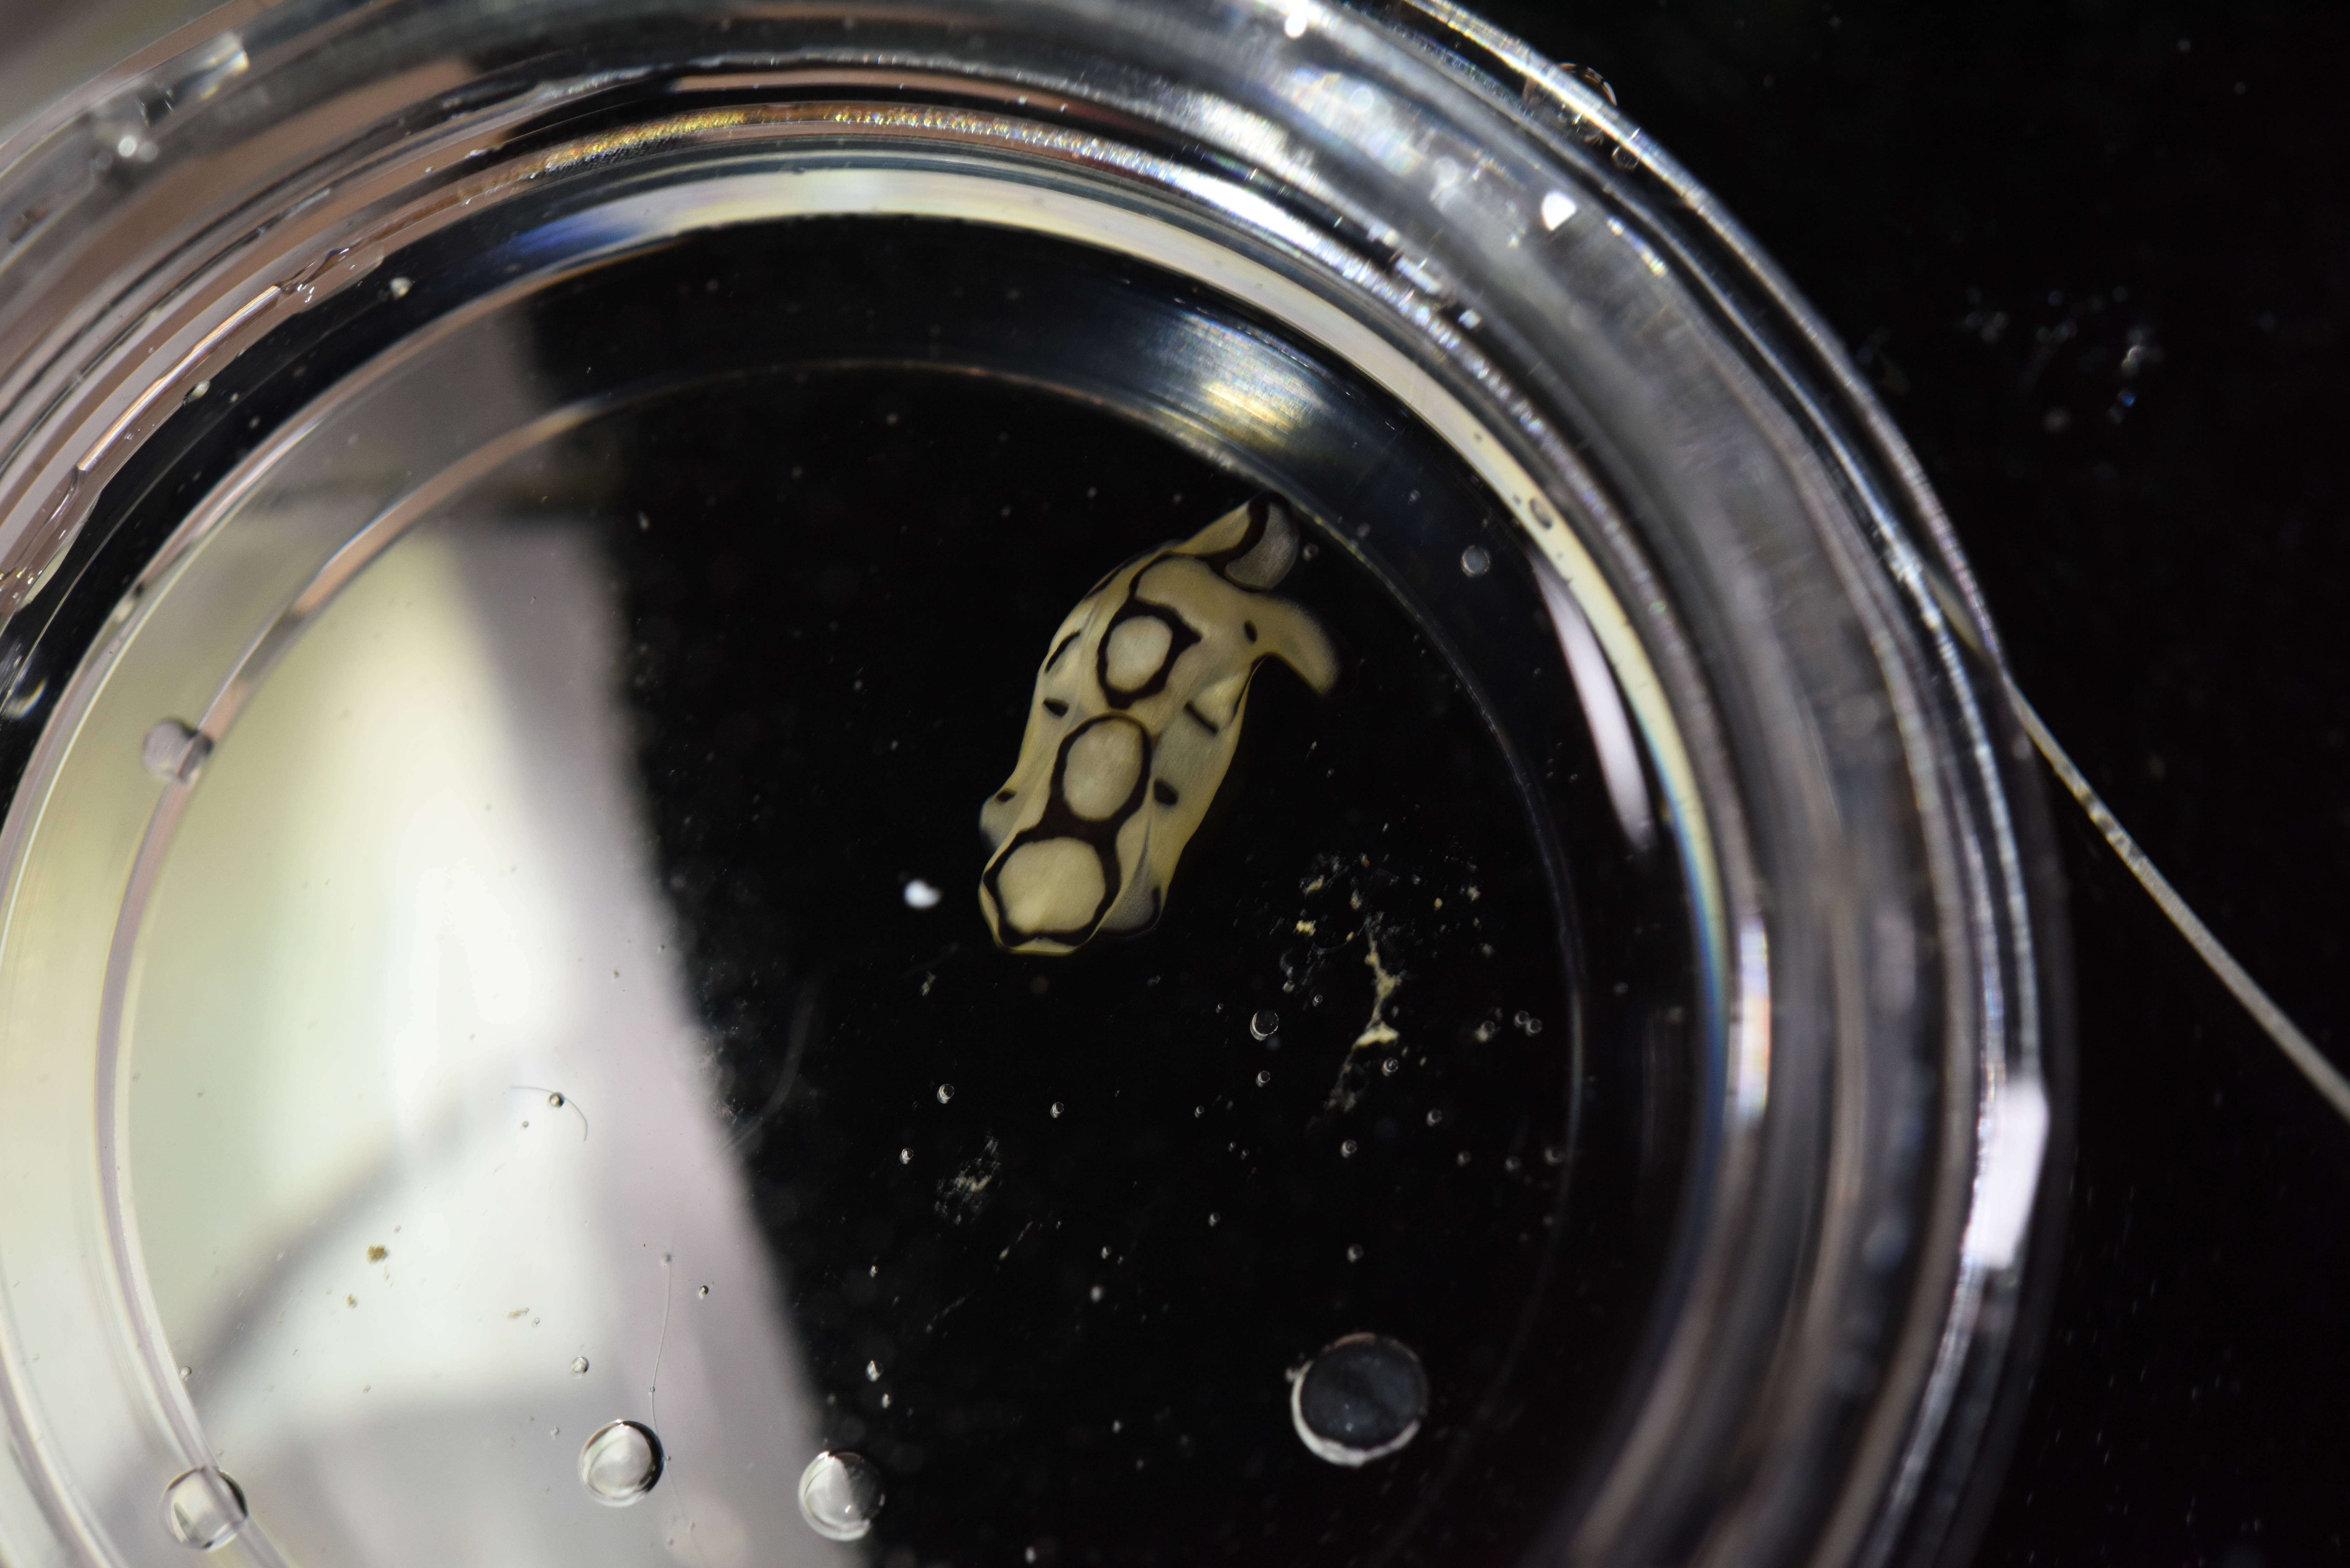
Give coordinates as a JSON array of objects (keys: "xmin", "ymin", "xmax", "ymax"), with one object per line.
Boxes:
[{"xmin": 0, "ymin": 3, "xmax": 2065, "ymax": 1564}]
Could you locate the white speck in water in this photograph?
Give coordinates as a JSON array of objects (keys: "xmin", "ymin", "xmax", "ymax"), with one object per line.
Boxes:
[
  {"xmin": 570, "ymin": 1356, "xmax": 589, "ymax": 1375},
  {"xmin": 865, "ymin": 1360, "xmax": 882, "ymax": 1382},
  {"xmin": 1459, "ymin": 545, "xmax": 1491, "ymax": 577},
  {"xmin": 1426, "ymin": 1108, "xmax": 1444, "ymax": 1127},
  {"xmin": 1540, "ymin": 191, "xmax": 1579, "ymax": 230},
  {"xmin": 1250, "ymin": 1008, "xmax": 1280, "ymax": 1040},
  {"xmin": 1256, "ymin": 1070, "xmax": 1272, "ymax": 1087},
  {"xmin": 798, "ymin": 1451, "xmax": 884, "ymax": 1542},
  {"xmin": 1514, "ymin": 1010, "xmax": 1543, "ymax": 1036},
  {"xmin": 900, "ymin": 1148, "xmax": 913, "ymax": 1164},
  {"xmin": 1456, "ymin": 1151, "xmax": 1471, "ymax": 1166},
  {"xmin": 1340, "ymin": 1139, "xmax": 1359, "ymax": 1158},
  {"xmin": 1346, "ymin": 1243, "xmax": 1364, "ymax": 1262},
  {"xmin": 1090, "ymin": 1284, "xmax": 1104, "ymax": 1301},
  {"xmin": 1382, "ymin": 1057, "xmax": 1400, "ymax": 1076},
  {"xmin": 880, "ymin": 1392, "xmax": 892, "ymax": 1408},
  {"xmin": 186, "ymin": 379, "xmax": 210, "ymax": 401},
  {"xmin": 1290, "ymin": 1333, "xmax": 1429, "ymax": 1466},
  {"xmin": 1050, "ymin": 1101, "xmax": 1065, "ymax": 1118},
  {"xmin": 387, "ymin": 275, "xmax": 412, "ymax": 298},
  {"xmin": 1543, "ymin": 1144, "xmax": 1565, "ymax": 1165},
  {"xmin": 162, "ymin": 1467, "xmax": 245, "ymax": 1549},
  {"xmin": 903, "ymin": 878, "xmax": 942, "ymax": 909},
  {"xmin": 1207, "ymin": 1212, "xmax": 1220, "ymax": 1226},
  {"xmin": 579, "ymin": 1420, "xmax": 664, "ymax": 1506},
  {"xmin": 936, "ymin": 1083, "xmax": 955, "ymax": 1104},
  {"xmin": 1473, "ymin": 1020, "xmax": 1497, "ymax": 1043}
]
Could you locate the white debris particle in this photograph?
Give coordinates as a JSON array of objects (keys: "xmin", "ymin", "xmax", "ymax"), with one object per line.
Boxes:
[
  {"xmin": 903, "ymin": 878, "xmax": 942, "ymax": 909},
  {"xmin": 1353, "ymin": 920, "xmax": 1402, "ymax": 1050}
]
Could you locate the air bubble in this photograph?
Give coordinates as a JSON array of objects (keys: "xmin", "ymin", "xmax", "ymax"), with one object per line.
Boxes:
[
  {"xmin": 1381, "ymin": 1057, "xmax": 1400, "ymax": 1075},
  {"xmin": 1050, "ymin": 1101, "xmax": 1065, "ymax": 1118},
  {"xmin": 1250, "ymin": 1009, "xmax": 1280, "ymax": 1040},
  {"xmin": 578, "ymin": 1419, "xmax": 664, "ymax": 1505},
  {"xmin": 141, "ymin": 718, "xmax": 197, "ymax": 780},
  {"xmin": 903, "ymin": 878, "xmax": 942, "ymax": 909},
  {"xmin": 546, "ymin": 1091, "xmax": 564, "ymax": 1108},
  {"xmin": 866, "ymin": 1359, "xmax": 882, "ymax": 1381},
  {"xmin": 162, "ymin": 1466, "xmax": 246, "ymax": 1550},
  {"xmin": 570, "ymin": 1356, "xmax": 590, "ymax": 1375},
  {"xmin": 1339, "ymin": 1139, "xmax": 1359, "ymax": 1158},
  {"xmin": 1256, "ymin": 1070, "xmax": 1271, "ymax": 1087},
  {"xmin": 1459, "ymin": 545, "xmax": 1491, "ymax": 577},
  {"xmin": 798, "ymin": 1451, "xmax": 885, "ymax": 1542},
  {"xmin": 1289, "ymin": 1333, "xmax": 1428, "ymax": 1466},
  {"xmin": 936, "ymin": 1083, "xmax": 955, "ymax": 1104}
]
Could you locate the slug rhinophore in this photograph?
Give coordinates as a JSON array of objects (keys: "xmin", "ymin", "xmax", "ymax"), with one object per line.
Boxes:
[{"xmin": 979, "ymin": 493, "xmax": 1338, "ymax": 955}]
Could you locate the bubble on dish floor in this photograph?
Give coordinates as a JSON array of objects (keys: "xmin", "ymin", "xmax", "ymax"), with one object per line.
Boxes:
[
  {"xmin": 578, "ymin": 1419, "xmax": 664, "ymax": 1506},
  {"xmin": 1250, "ymin": 1009, "xmax": 1280, "ymax": 1040},
  {"xmin": 162, "ymin": 1467, "xmax": 246, "ymax": 1549},
  {"xmin": 141, "ymin": 718, "xmax": 197, "ymax": 780},
  {"xmin": 1459, "ymin": 545, "xmax": 1491, "ymax": 577},
  {"xmin": 569, "ymin": 1355, "xmax": 590, "ymax": 1375},
  {"xmin": 1289, "ymin": 1333, "xmax": 1429, "ymax": 1466},
  {"xmin": 798, "ymin": 1451, "xmax": 885, "ymax": 1542}
]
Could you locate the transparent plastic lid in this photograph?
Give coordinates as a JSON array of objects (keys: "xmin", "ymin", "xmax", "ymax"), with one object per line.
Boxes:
[{"xmin": 0, "ymin": 3, "xmax": 2062, "ymax": 1565}]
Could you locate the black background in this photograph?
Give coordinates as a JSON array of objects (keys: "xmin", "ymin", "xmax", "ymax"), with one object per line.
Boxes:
[{"xmin": 1477, "ymin": 2, "xmax": 2350, "ymax": 1563}]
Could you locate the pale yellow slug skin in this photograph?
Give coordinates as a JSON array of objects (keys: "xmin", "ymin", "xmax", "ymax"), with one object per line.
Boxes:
[{"xmin": 978, "ymin": 494, "xmax": 1338, "ymax": 955}]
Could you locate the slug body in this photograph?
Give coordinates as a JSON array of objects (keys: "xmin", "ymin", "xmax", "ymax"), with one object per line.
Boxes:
[{"xmin": 979, "ymin": 494, "xmax": 1338, "ymax": 955}]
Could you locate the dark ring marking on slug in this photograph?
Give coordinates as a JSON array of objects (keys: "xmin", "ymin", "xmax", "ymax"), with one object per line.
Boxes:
[
  {"xmin": 1153, "ymin": 779, "xmax": 1179, "ymax": 806},
  {"xmin": 1097, "ymin": 592, "xmax": 1202, "ymax": 707},
  {"xmin": 1046, "ymin": 631, "xmax": 1081, "ymax": 670},
  {"xmin": 1243, "ymin": 621, "xmax": 1258, "ymax": 642},
  {"xmin": 995, "ymin": 788, "xmax": 1016, "ymax": 803},
  {"xmin": 981, "ymin": 715, "xmax": 1156, "ymax": 950},
  {"xmin": 1181, "ymin": 701, "xmax": 1221, "ymax": 736},
  {"xmin": 1043, "ymin": 697, "xmax": 1070, "ymax": 717}
]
